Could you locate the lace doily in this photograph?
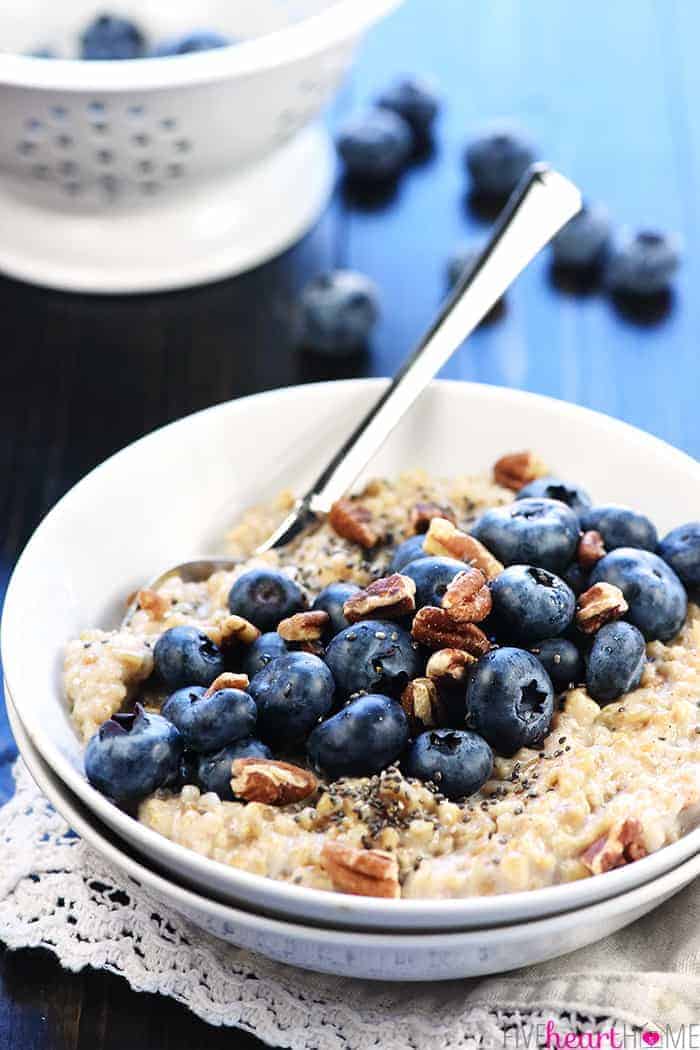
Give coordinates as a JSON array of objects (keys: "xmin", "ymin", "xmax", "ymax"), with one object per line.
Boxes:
[{"xmin": 0, "ymin": 761, "xmax": 632, "ymax": 1049}]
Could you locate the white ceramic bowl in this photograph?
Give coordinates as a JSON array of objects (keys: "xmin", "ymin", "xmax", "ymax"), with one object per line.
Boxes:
[
  {"xmin": 3, "ymin": 379, "xmax": 700, "ymax": 931},
  {"xmin": 0, "ymin": 0, "xmax": 400, "ymax": 292},
  {"xmin": 8, "ymin": 688, "xmax": 699, "ymax": 980}
]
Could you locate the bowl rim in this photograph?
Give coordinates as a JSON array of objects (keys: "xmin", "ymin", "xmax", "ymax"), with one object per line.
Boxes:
[
  {"xmin": 0, "ymin": 0, "xmax": 402, "ymax": 92},
  {"xmin": 3, "ymin": 377, "xmax": 700, "ymax": 930},
  {"xmin": 8, "ymin": 686, "xmax": 700, "ymax": 946}
]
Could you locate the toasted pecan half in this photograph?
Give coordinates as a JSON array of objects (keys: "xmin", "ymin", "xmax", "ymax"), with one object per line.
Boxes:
[
  {"xmin": 321, "ymin": 841, "xmax": 400, "ymax": 898},
  {"xmin": 441, "ymin": 567, "xmax": 492, "ymax": 623},
  {"xmin": 424, "ymin": 517, "xmax": 503, "ymax": 580},
  {"xmin": 409, "ymin": 501, "xmax": 457, "ymax": 534},
  {"xmin": 577, "ymin": 530, "xmax": 607, "ymax": 569},
  {"xmin": 329, "ymin": 499, "xmax": 379, "ymax": 548},
  {"xmin": 412, "ymin": 606, "xmax": 491, "ymax": 655},
  {"xmin": 204, "ymin": 672, "xmax": 250, "ymax": 696},
  {"xmin": 576, "ymin": 582, "xmax": 628, "ymax": 634},
  {"xmin": 231, "ymin": 758, "xmax": 318, "ymax": 806},
  {"xmin": 493, "ymin": 450, "xmax": 548, "ymax": 491},
  {"xmin": 343, "ymin": 573, "xmax": 416, "ymax": 623},
  {"xmin": 401, "ymin": 677, "xmax": 447, "ymax": 733},
  {"xmin": 277, "ymin": 610, "xmax": 329, "ymax": 642},
  {"xmin": 581, "ymin": 818, "xmax": 647, "ymax": 874}
]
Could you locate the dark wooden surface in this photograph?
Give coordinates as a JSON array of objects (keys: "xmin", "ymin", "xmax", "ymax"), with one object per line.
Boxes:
[{"xmin": 1, "ymin": 0, "xmax": 699, "ymax": 1046}]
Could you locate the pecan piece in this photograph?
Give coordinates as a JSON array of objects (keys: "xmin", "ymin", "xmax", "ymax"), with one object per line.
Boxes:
[
  {"xmin": 581, "ymin": 818, "xmax": 647, "ymax": 874},
  {"xmin": 211, "ymin": 614, "xmax": 260, "ymax": 647},
  {"xmin": 577, "ymin": 530, "xmax": 607, "ymax": 569},
  {"xmin": 401, "ymin": 677, "xmax": 447, "ymax": 733},
  {"xmin": 277, "ymin": 610, "xmax": 329, "ymax": 642},
  {"xmin": 135, "ymin": 588, "xmax": 169, "ymax": 620},
  {"xmin": 576, "ymin": 582, "xmax": 628, "ymax": 634},
  {"xmin": 343, "ymin": 573, "xmax": 416, "ymax": 623},
  {"xmin": 409, "ymin": 501, "xmax": 457, "ymax": 534},
  {"xmin": 493, "ymin": 450, "xmax": 548, "ymax": 491},
  {"xmin": 329, "ymin": 499, "xmax": 379, "ymax": 549},
  {"xmin": 426, "ymin": 647, "xmax": 476, "ymax": 684},
  {"xmin": 204, "ymin": 672, "xmax": 250, "ymax": 696},
  {"xmin": 321, "ymin": 841, "xmax": 400, "ymax": 899},
  {"xmin": 412, "ymin": 606, "xmax": 491, "ymax": 655},
  {"xmin": 231, "ymin": 758, "xmax": 318, "ymax": 806},
  {"xmin": 441, "ymin": 567, "xmax": 492, "ymax": 623},
  {"xmin": 424, "ymin": 517, "xmax": 503, "ymax": 580}
]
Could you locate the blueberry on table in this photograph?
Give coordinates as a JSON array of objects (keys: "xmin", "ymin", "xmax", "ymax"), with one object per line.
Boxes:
[
  {"xmin": 579, "ymin": 504, "xmax": 658, "ymax": 552},
  {"xmin": 243, "ymin": 631, "xmax": 288, "ymax": 679},
  {"xmin": 590, "ymin": 547, "xmax": 687, "ymax": 642},
  {"xmin": 404, "ymin": 729, "xmax": 493, "ymax": 799},
  {"xmin": 227, "ymin": 568, "xmax": 305, "ymax": 632},
  {"xmin": 403, "ymin": 555, "xmax": 468, "ymax": 609},
  {"xmin": 465, "ymin": 128, "xmax": 536, "ymax": 196},
  {"xmin": 375, "ymin": 75, "xmax": 440, "ymax": 139},
  {"xmin": 467, "ymin": 647, "xmax": 555, "ymax": 757},
  {"xmin": 307, "ymin": 694, "xmax": 409, "ymax": 779},
  {"xmin": 530, "ymin": 637, "xmax": 583, "ymax": 693},
  {"xmin": 151, "ymin": 30, "xmax": 232, "ymax": 56},
  {"xmin": 658, "ymin": 522, "xmax": 700, "ymax": 595},
  {"xmin": 336, "ymin": 109, "xmax": 412, "ymax": 181},
  {"xmin": 515, "ymin": 476, "xmax": 592, "ymax": 519},
  {"xmin": 606, "ymin": 229, "xmax": 681, "ymax": 296},
  {"xmin": 490, "ymin": 565, "xmax": 576, "ymax": 644},
  {"xmin": 312, "ymin": 582, "xmax": 362, "ymax": 637},
  {"xmin": 248, "ymin": 651, "xmax": 334, "ymax": 749},
  {"xmin": 585, "ymin": 621, "xmax": 646, "ymax": 704},
  {"xmin": 470, "ymin": 497, "xmax": 580, "ymax": 575},
  {"xmin": 162, "ymin": 684, "xmax": 257, "ymax": 753},
  {"xmin": 551, "ymin": 203, "xmax": 611, "ymax": 270},
  {"xmin": 324, "ymin": 619, "xmax": 422, "ymax": 699},
  {"xmin": 297, "ymin": 270, "xmax": 380, "ymax": 354},
  {"xmin": 154, "ymin": 625, "xmax": 225, "ymax": 691},
  {"xmin": 80, "ymin": 15, "xmax": 146, "ymax": 60},
  {"xmin": 389, "ymin": 533, "xmax": 428, "ymax": 573},
  {"xmin": 198, "ymin": 737, "xmax": 272, "ymax": 801},
  {"xmin": 85, "ymin": 705, "xmax": 183, "ymax": 803}
]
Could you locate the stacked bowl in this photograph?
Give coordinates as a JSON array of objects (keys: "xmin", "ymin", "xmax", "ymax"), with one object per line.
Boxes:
[{"xmin": 2, "ymin": 379, "xmax": 700, "ymax": 979}]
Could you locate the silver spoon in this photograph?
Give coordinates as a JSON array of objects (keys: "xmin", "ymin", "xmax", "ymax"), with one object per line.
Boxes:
[{"xmin": 126, "ymin": 163, "xmax": 581, "ymax": 616}]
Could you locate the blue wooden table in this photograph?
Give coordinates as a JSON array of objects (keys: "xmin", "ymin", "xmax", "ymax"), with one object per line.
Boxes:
[{"xmin": 0, "ymin": 0, "xmax": 697, "ymax": 1045}]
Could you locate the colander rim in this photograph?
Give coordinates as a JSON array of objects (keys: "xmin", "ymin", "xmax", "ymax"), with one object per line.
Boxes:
[{"xmin": 0, "ymin": 0, "xmax": 402, "ymax": 92}]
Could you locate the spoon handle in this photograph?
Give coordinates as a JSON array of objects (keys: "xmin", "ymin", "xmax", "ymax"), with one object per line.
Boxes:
[{"xmin": 259, "ymin": 164, "xmax": 581, "ymax": 552}]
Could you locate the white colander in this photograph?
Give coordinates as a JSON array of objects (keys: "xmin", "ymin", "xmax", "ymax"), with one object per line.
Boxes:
[{"xmin": 0, "ymin": 0, "xmax": 401, "ymax": 293}]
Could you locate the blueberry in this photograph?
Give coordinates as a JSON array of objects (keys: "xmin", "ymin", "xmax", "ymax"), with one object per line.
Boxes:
[
  {"xmin": 467, "ymin": 648, "xmax": 555, "ymax": 757},
  {"xmin": 85, "ymin": 705, "xmax": 182, "ymax": 803},
  {"xmin": 336, "ymin": 109, "xmax": 412, "ymax": 181},
  {"xmin": 490, "ymin": 565, "xmax": 576, "ymax": 644},
  {"xmin": 307, "ymin": 694, "xmax": 408, "ymax": 779},
  {"xmin": 242, "ymin": 632, "xmax": 288, "ymax": 679},
  {"xmin": 389, "ymin": 533, "xmax": 428, "ymax": 572},
  {"xmin": 562, "ymin": 562, "xmax": 589, "ymax": 597},
  {"xmin": 297, "ymin": 270, "xmax": 380, "ymax": 354},
  {"xmin": 471, "ymin": 498, "xmax": 580, "ymax": 574},
  {"xmin": 658, "ymin": 522, "xmax": 700, "ymax": 595},
  {"xmin": 248, "ymin": 652, "xmax": 334, "ymax": 748},
  {"xmin": 375, "ymin": 75, "xmax": 440, "ymax": 139},
  {"xmin": 551, "ymin": 203, "xmax": 611, "ymax": 270},
  {"xmin": 403, "ymin": 556, "xmax": 468, "ymax": 609},
  {"xmin": 586, "ymin": 622, "xmax": 646, "ymax": 704},
  {"xmin": 515, "ymin": 477, "xmax": 592, "ymax": 519},
  {"xmin": 312, "ymin": 582, "xmax": 361, "ymax": 637},
  {"xmin": 80, "ymin": 14, "xmax": 145, "ymax": 60},
  {"xmin": 580, "ymin": 505, "xmax": 657, "ymax": 552},
  {"xmin": 606, "ymin": 229, "xmax": 681, "ymax": 296},
  {"xmin": 154, "ymin": 626, "xmax": 225, "ymax": 691},
  {"xmin": 404, "ymin": 729, "xmax": 493, "ymax": 799},
  {"xmin": 166, "ymin": 749, "xmax": 200, "ymax": 791},
  {"xmin": 227, "ymin": 568, "xmax": 305, "ymax": 632},
  {"xmin": 198, "ymin": 738, "xmax": 272, "ymax": 800},
  {"xmin": 530, "ymin": 637, "xmax": 583, "ymax": 692},
  {"xmin": 465, "ymin": 128, "xmax": 536, "ymax": 196},
  {"xmin": 151, "ymin": 30, "xmax": 232, "ymax": 56},
  {"xmin": 324, "ymin": 620, "xmax": 421, "ymax": 699},
  {"xmin": 591, "ymin": 548, "xmax": 687, "ymax": 642},
  {"xmin": 162, "ymin": 685, "xmax": 256, "ymax": 753}
]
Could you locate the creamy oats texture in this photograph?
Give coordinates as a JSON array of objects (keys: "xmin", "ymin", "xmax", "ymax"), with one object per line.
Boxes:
[{"xmin": 64, "ymin": 472, "xmax": 700, "ymax": 899}]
